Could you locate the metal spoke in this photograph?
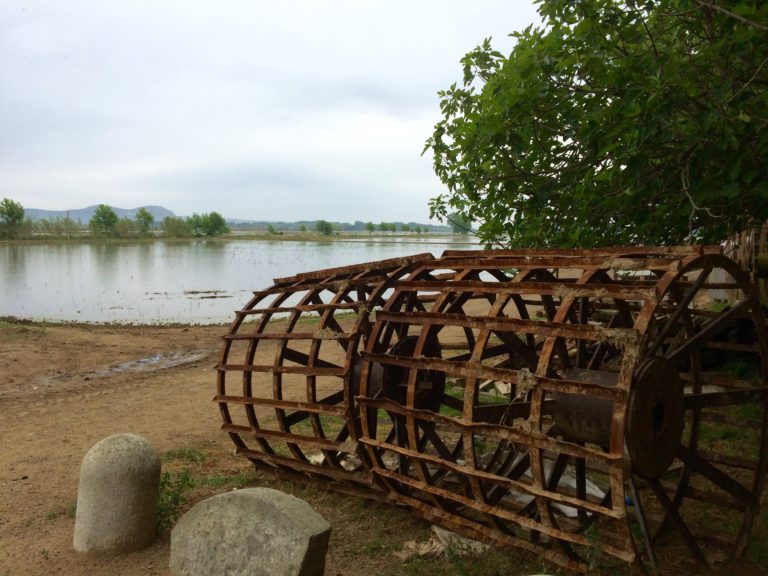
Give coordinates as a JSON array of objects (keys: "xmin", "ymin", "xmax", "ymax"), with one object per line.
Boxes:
[{"xmin": 648, "ymin": 478, "xmax": 707, "ymax": 564}]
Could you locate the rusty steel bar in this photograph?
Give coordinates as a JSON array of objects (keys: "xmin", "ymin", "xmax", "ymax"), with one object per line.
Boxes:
[{"xmin": 218, "ymin": 246, "xmax": 768, "ymax": 573}]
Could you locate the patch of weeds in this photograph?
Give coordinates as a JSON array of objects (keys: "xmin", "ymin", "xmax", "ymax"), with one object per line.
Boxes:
[
  {"xmin": 716, "ymin": 426, "xmax": 751, "ymax": 443},
  {"xmin": 584, "ymin": 523, "xmax": 603, "ymax": 570},
  {"xmin": 230, "ymin": 470, "xmax": 257, "ymax": 488},
  {"xmin": 439, "ymin": 404, "xmax": 462, "ymax": 418},
  {"xmin": 747, "ymin": 508, "xmax": 768, "ymax": 564},
  {"xmin": 162, "ymin": 446, "xmax": 207, "ymax": 464},
  {"xmin": 473, "ymin": 435, "xmax": 491, "ymax": 457},
  {"xmin": 404, "ymin": 556, "xmax": 437, "ymax": 576},
  {"xmin": 290, "ymin": 413, "xmax": 345, "ymax": 438},
  {"xmin": 39, "ymin": 548, "xmax": 49, "ymax": 561},
  {"xmin": 197, "ymin": 469, "xmax": 256, "ymax": 490},
  {"xmin": 444, "ymin": 545, "xmax": 470, "ymax": 576},
  {"xmin": 277, "ymin": 310, "xmax": 358, "ymax": 328},
  {"xmin": 362, "ymin": 538, "xmax": 396, "ymax": 556},
  {"xmin": 439, "ymin": 386, "xmax": 464, "ymax": 418},
  {"xmin": 723, "ymin": 357, "xmax": 760, "ymax": 380},
  {"xmin": 157, "ymin": 468, "xmax": 195, "ymax": 532},
  {"xmin": 707, "ymin": 301, "xmax": 730, "ymax": 313},
  {"xmin": 46, "ymin": 501, "xmax": 77, "ymax": 521},
  {"xmin": 734, "ymin": 402, "xmax": 763, "ymax": 420},
  {"xmin": 0, "ymin": 318, "xmax": 46, "ymax": 337}
]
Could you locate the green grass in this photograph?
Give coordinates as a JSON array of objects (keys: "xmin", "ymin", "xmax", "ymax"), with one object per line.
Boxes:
[
  {"xmin": 157, "ymin": 464, "xmax": 259, "ymax": 531},
  {"xmin": 402, "ymin": 545, "xmax": 548, "ymax": 576},
  {"xmin": 157, "ymin": 468, "xmax": 195, "ymax": 532},
  {"xmin": 362, "ymin": 538, "xmax": 398, "ymax": 556},
  {"xmin": 747, "ymin": 507, "xmax": 768, "ymax": 564},
  {"xmin": 723, "ymin": 357, "xmax": 761, "ymax": 380},
  {"xmin": 439, "ymin": 384, "xmax": 506, "ymax": 418},
  {"xmin": 46, "ymin": 502, "xmax": 77, "ymax": 521},
  {"xmin": 707, "ymin": 301, "xmax": 731, "ymax": 313},
  {"xmin": 162, "ymin": 446, "xmax": 207, "ymax": 464},
  {"xmin": 0, "ymin": 318, "xmax": 47, "ymax": 333},
  {"xmin": 195, "ymin": 469, "xmax": 257, "ymax": 489},
  {"xmin": 290, "ymin": 413, "xmax": 346, "ymax": 437},
  {"xmin": 157, "ymin": 444, "xmax": 263, "ymax": 532}
]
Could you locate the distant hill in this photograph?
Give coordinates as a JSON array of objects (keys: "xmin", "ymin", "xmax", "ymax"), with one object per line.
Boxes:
[{"xmin": 25, "ymin": 205, "xmax": 175, "ymax": 224}]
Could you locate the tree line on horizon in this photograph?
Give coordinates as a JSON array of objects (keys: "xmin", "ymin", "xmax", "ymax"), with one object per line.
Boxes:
[
  {"xmin": 0, "ymin": 199, "xmax": 230, "ymax": 239},
  {"xmin": 231, "ymin": 219, "xmax": 453, "ymax": 234},
  {"xmin": 0, "ymin": 199, "xmax": 462, "ymax": 240},
  {"xmin": 266, "ymin": 219, "xmax": 449, "ymax": 236}
]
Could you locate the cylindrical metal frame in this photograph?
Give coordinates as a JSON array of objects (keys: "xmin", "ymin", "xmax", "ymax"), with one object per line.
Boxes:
[
  {"xmin": 218, "ymin": 246, "xmax": 768, "ymax": 572},
  {"xmin": 216, "ymin": 254, "xmax": 432, "ymax": 494}
]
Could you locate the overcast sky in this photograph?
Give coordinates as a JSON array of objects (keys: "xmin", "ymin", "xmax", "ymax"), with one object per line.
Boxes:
[{"xmin": 0, "ymin": 1, "xmax": 539, "ymax": 222}]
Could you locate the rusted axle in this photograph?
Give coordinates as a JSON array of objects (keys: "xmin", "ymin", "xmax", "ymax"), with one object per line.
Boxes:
[{"xmin": 217, "ymin": 246, "xmax": 768, "ymax": 572}]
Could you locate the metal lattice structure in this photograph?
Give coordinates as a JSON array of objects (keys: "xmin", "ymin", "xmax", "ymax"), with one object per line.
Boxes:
[
  {"xmin": 216, "ymin": 246, "xmax": 768, "ymax": 572},
  {"xmin": 216, "ymin": 254, "xmax": 433, "ymax": 495}
]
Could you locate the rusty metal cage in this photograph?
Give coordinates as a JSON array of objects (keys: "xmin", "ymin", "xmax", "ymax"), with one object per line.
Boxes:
[
  {"xmin": 216, "ymin": 254, "xmax": 433, "ymax": 494},
  {"xmin": 217, "ymin": 246, "xmax": 768, "ymax": 572}
]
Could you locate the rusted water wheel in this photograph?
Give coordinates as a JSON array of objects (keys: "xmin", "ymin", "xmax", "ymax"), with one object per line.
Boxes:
[
  {"xmin": 356, "ymin": 246, "xmax": 768, "ymax": 572},
  {"xmin": 215, "ymin": 254, "xmax": 432, "ymax": 494}
]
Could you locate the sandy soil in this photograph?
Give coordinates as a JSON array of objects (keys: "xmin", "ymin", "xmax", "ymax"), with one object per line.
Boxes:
[
  {"xmin": 0, "ymin": 321, "xmax": 226, "ymax": 575},
  {"xmin": 0, "ymin": 320, "xmax": 447, "ymax": 576}
]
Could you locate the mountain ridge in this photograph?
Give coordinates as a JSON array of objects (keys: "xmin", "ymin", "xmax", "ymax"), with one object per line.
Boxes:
[{"xmin": 25, "ymin": 205, "xmax": 175, "ymax": 224}]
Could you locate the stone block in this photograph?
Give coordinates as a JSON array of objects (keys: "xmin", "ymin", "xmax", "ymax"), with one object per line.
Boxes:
[{"xmin": 170, "ymin": 487, "xmax": 331, "ymax": 576}]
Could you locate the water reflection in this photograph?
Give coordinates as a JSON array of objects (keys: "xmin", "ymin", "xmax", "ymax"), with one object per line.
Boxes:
[{"xmin": 0, "ymin": 238, "xmax": 475, "ymax": 324}]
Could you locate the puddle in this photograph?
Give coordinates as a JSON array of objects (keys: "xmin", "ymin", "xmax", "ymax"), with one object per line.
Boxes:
[
  {"xmin": 0, "ymin": 349, "xmax": 214, "ymax": 399},
  {"xmin": 92, "ymin": 349, "xmax": 211, "ymax": 376}
]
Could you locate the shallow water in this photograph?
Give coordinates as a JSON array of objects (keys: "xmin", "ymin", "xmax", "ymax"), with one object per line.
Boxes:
[{"xmin": 0, "ymin": 237, "xmax": 475, "ymax": 324}]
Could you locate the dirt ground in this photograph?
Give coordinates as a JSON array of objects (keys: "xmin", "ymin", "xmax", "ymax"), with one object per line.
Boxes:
[
  {"xmin": 0, "ymin": 320, "xmax": 450, "ymax": 576},
  {"xmin": 1, "ymin": 319, "xmax": 766, "ymax": 576}
]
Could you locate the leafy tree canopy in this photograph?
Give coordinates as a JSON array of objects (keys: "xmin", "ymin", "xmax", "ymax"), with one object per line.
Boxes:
[
  {"xmin": 0, "ymin": 198, "xmax": 25, "ymax": 238},
  {"xmin": 187, "ymin": 212, "xmax": 230, "ymax": 237},
  {"xmin": 89, "ymin": 204, "xmax": 118, "ymax": 236},
  {"xmin": 162, "ymin": 216, "xmax": 192, "ymax": 237},
  {"xmin": 315, "ymin": 220, "xmax": 333, "ymax": 235},
  {"xmin": 426, "ymin": 0, "xmax": 768, "ymax": 248},
  {"xmin": 135, "ymin": 207, "xmax": 154, "ymax": 234},
  {"xmin": 204, "ymin": 212, "xmax": 230, "ymax": 236}
]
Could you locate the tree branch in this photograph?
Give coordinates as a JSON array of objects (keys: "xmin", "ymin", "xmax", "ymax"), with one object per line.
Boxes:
[
  {"xmin": 727, "ymin": 56, "xmax": 768, "ymax": 103},
  {"xmin": 694, "ymin": 1, "xmax": 768, "ymax": 31}
]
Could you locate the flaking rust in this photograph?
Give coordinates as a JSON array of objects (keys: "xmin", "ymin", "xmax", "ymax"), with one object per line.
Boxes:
[{"xmin": 218, "ymin": 246, "xmax": 768, "ymax": 573}]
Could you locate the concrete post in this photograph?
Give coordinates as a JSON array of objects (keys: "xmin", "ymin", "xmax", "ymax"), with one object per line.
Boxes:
[{"xmin": 73, "ymin": 433, "xmax": 160, "ymax": 553}]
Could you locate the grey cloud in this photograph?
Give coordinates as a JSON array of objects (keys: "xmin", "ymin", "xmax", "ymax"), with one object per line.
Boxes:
[{"xmin": 0, "ymin": 0, "xmax": 541, "ymax": 220}]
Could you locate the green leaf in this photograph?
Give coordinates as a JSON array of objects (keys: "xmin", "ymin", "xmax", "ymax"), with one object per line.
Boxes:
[{"xmin": 722, "ymin": 182, "xmax": 741, "ymax": 198}]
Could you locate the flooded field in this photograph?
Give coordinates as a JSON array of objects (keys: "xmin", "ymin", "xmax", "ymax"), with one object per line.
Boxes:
[{"xmin": 0, "ymin": 237, "xmax": 475, "ymax": 324}]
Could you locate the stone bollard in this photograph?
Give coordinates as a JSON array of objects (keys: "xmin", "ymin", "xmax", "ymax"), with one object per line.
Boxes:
[
  {"xmin": 170, "ymin": 487, "xmax": 331, "ymax": 576},
  {"xmin": 73, "ymin": 433, "xmax": 160, "ymax": 553}
]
